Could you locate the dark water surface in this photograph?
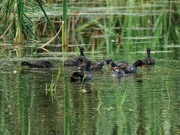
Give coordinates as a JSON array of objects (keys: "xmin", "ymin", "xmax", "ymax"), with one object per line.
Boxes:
[{"xmin": 0, "ymin": 48, "xmax": 180, "ymax": 135}]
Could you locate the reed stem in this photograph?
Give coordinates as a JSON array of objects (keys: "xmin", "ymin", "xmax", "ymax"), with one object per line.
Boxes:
[
  {"xmin": 62, "ymin": 0, "xmax": 68, "ymax": 52},
  {"xmin": 16, "ymin": 0, "xmax": 24, "ymax": 44}
]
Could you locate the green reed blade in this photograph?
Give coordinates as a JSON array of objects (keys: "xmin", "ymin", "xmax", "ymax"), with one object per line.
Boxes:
[
  {"xmin": 36, "ymin": 0, "xmax": 57, "ymax": 35},
  {"xmin": 0, "ymin": 0, "xmax": 14, "ymax": 34},
  {"xmin": 25, "ymin": 25, "xmax": 41, "ymax": 42},
  {"xmin": 63, "ymin": 0, "xmax": 68, "ymax": 34},
  {"xmin": 0, "ymin": 0, "xmax": 15, "ymax": 20},
  {"xmin": 62, "ymin": 0, "xmax": 68, "ymax": 52}
]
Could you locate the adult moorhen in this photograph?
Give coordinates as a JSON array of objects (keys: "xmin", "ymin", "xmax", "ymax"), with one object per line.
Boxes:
[
  {"xmin": 64, "ymin": 47, "xmax": 86, "ymax": 66},
  {"xmin": 90, "ymin": 59, "xmax": 112, "ymax": 70},
  {"xmin": 111, "ymin": 60, "xmax": 144, "ymax": 74},
  {"xmin": 70, "ymin": 59, "xmax": 92, "ymax": 82},
  {"xmin": 142, "ymin": 48, "xmax": 155, "ymax": 65},
  {"xmin": 124, "ymin": 60, "xmax": 144, "ymax": 74},
  {"xmin": 21, "ymin": 60, "xmax": 53, "ymax": 68}
]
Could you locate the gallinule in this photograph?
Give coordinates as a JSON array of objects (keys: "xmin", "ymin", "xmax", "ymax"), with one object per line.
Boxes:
[
  {"xmin": 21, "ymin": 60, "xmax": 53, "ymax": 68},
  {"xmin": 111, "ymin": 60, "xmax": 128, "ymax": 70},
  {"xmin": 142, "ymin": 48, "xmax": 155, "ymax": 65},
  {"xmin": 70, "ymin": 59, "xmax": 92, "ymax": 82},
  {"xmin": 112, "ymin": 67, "xmax": 125, "ymax": 78},
  {"xmin": 90, "ymin": 59, "xmax": 112, "ymax": 70},
  {"xmin": 64, "ymin": 47, "xmax": 86, "ymax": 66},
  {"xmin": 111, "ymin": 60, "xmax": 144, "ymax": 74},
  {"xmin": 124, "ymin": 60, "xmax": 144, "ymax": 74}
]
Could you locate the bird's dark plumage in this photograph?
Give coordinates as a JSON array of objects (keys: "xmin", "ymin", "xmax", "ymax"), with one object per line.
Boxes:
[
  {"xmin": 124, "ymin": 60, "xmax": 144, "ymax": 74},
  {"xmin": 142, "ymin": 48, "xmax": 155, "ymax": 65},
  {"xmin": 21, "ymin": 60, "xmax": 53, "ymax": 68},
  {"xmin": 112, "ymin": 67, "xmax": 125, "ymax": 78},
  {"xmin": 110, "ymin": 60, "xmax": 144, "ymax": 74},
  {"xmin": 90, "ymin": 59, "xmax": 112, "ymax": 70},
  {"xmin": 71, "ymin": 60, "xmax": 92, "ymax": 82},
  {"xmin": 64, "ymin": 47, "xmax": 86, "ymax": 66}
]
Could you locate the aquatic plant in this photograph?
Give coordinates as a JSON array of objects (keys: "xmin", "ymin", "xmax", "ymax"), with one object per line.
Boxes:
[
  {"xmin": 62, "ymin": 0, "xmax": 68, "ymax": 52},
  {"xmin": 0, "ymin": 0, "xmax": 179, "ymax": 54},
  {"xmin": 0, "ymin": 0, "xmax": 57, "ymax": 45},
  {"xmin": 46, "ymin": 70, "xmax": 61, "ymax": 110}
]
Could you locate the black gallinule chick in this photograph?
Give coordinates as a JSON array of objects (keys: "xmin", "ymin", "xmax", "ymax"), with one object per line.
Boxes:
[
  {"xmin": 110, "ymin": 60, "xmax": 144, "ymax": 74},
  {"xmin": 113, "ymin": 60, "xmax": 129, "ymax": 70},
  {"xmin": 64, "ymin": 56, "xmax": 85, "ymax": 67},
  {"xmin": 64, "ymin": 58, "xmax": 79, "ymax": 66},
  {"xmin": 142, "ymin": 48, "xmax": 155, "ymax": 65},
  {"xmin": 124, "ymin": 60, "xmax": 144, "ymax": 74},
  {"xmin": 112, "ymin": 67, "xmax": 125, "ymax": 78},
  {"xmin": 64, "ymin": 47, "xmax": 86, "ymax": 66},
  {"xmin": 21, "ymin": 60, "xmax": 53, "ymax": 68},
  {"xmin": 70, "ymin": 59, "xmax": 92, "ymax": 82},
  {"xmin": 90, "ymin": 59, "xmax": 112, "ymax": 70}
]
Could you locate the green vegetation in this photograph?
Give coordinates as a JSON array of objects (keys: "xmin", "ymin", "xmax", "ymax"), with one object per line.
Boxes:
[
  {"xmin": 0, "ymin": 1, "xmax": 180, "ymax": 134},
  {"xmin": 0, "ymin": 0, "xmax": 179, "ymax": 55},
  {"xmin": 62, "ymin": 0, "xmax": 68, "ymax": 52},
  {"xmin": 0, "ymin": 0, "xmax": 56, "ymax": 45},
  {"xmin": 46, "ymin": 70, "xmax": 61, "ymax": 110}
]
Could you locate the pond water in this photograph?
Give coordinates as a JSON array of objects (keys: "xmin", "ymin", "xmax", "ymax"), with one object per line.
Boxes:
[
  {"xmin": 0, "ymin": 47, "xmax": 180, "ymax": 135},
  {"xmin": 0, "ymin": 0, "xmax": 180, "ymax": 134}
]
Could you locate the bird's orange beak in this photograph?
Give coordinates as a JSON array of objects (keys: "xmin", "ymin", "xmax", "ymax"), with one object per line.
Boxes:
[{"xmin": 112, "ymin": 67, "xmax": 117, "ymax": 71}]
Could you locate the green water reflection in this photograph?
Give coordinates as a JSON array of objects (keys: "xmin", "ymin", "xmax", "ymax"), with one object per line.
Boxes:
[{"xmin": 0, "ymin": 48, "xmax": 180, "ymax": 135}]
